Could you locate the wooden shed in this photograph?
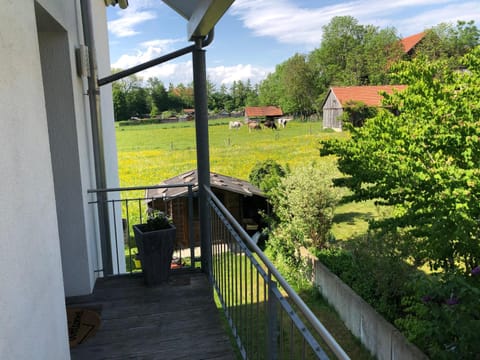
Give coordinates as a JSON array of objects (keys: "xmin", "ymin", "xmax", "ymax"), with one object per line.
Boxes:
[
  {"xmin": 322, "ymin": 85, "xmax": 407, "ymax": 131},
  {"xmin": 146, "ymin": 170, "xmax": 268, "ymax": 250},
  {"xmin": 245, "ymin": 106, "xmax": 283, "ymax": 122}
]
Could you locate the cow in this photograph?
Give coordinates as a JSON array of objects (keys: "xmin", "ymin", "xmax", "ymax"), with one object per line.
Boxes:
[
  {"xmin": 247, "ymin": 121, "xmax": 261, "ymax": 132},
  {"xmin": 277, "ymin": 117, "xmax": 292, "ymax": 128},
  {"xmin": 229, "ymin": 121, "xmax": 242, "ymax": 129},
  {"xmin": 264, "ymin": 119, "xmax": 277, "ymax": 130}
]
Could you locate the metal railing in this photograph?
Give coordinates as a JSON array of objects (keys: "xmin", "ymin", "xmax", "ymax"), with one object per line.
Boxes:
[
  {"xmin": 88, "ymin": 184, "xmax": 198, "ymax": 276},
  {"xmin": 207, "ymin": 187, "xmax": 350, "ymax": 360}
]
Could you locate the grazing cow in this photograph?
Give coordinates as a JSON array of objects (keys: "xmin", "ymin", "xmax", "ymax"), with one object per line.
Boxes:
[
  {"xmin": 247, "ymin": 121, "xmax": 261, "ymax": 132},
  {"xmin": 229, "ymin": 121, "xmax": 242, "ymax": 129},
  {"xmin": 277, "ymin": 117, "xmax": 292, "ymax": 128},
  {"xmin": 264, "ymin": 119, "xmax": 277, "ymax": 130}
]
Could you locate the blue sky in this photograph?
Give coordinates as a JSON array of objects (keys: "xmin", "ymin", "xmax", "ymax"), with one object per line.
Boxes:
[{"xmin": 106, "ymin": 0, "xmax": 479, "ymax": 88}]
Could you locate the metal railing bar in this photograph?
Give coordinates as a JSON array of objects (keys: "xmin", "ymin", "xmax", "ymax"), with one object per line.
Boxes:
[
  {"xmin": 206, "ymin": 186, "xmax": 350, "ymax": 360},
  {"xmin": 88, "ymin": 183, "xmax": 194, "ymax": 194}
]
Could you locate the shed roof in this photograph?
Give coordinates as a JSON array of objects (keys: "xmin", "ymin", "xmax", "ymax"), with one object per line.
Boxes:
[
  {"xmin": 146, "ymin": 169, "xmax": 264, "ymax": 200},
  {"xmin": 245, "ymin": 106, "xmax": 283, "ymax": 118},
  {"xmin": 400, "ymin": 32, "xmax": 425, "ymax": 53},
  {"xmin": 327, "ymin": 85, "xmax": 407, "ymax": 108}
]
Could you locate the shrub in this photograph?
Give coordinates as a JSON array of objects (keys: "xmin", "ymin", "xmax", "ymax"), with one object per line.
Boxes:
[{"xmin": 396, "ymin": 271, "xmax": 480, "ymax": 359}]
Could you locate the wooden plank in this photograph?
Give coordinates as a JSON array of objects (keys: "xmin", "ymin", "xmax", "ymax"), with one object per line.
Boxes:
[{"xmin": 69, "ymin": 273, "xmax": 236, "ymax": 360}]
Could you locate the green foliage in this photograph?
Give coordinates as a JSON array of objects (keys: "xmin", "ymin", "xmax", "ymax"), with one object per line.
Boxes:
[
  {"xmin": 267, "ymin": 164, "xmax": 339, "ymax": 263},
  {"xmin": 309, "ymin": 16, "xmax": 402, "ymax": 87},
  {"xmin": 259, "ymin": 54, "xmax": 318, "ymax": 117},
  {"xmin": 321, "ymin": 47, "xmax": 480, "ymax": 272},
  {"xmin": 248, "ymin": 159, "xmax": 287, "ymax": 194},
  {"xmin": 415, "ymin": 20, "xmax": 480, "ymax": 66},
  {"xmin": 316, "ymin": 232, "xmax": 413, "ymax": 322},
  {"xmin": 143, "ymin": 209, "xmax": 173, "ymax": 231},
  {"xmin": 340, "ymin": 100, "xmax": 378, "ymax": 127},
  {"xmin": 395, "ymin": 271, "xmax": 480, "ymax": 359}
]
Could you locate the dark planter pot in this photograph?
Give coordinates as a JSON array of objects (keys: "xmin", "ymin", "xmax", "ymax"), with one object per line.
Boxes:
[{"xmin": 133, "ymin": 224, "xmax": 176, "ymax": 286}]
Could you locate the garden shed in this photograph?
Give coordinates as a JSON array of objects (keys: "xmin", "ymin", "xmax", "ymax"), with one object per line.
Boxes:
[
  {"xmin": 146, "ymin": 170, "xmax": 268, "ymax": 249},
  {"xmin": 322, "ymin": 85, "xmax": 407, "ymax": 131},
  {"xmin": 245, "ymin": 106, "xmax": 283, "ymax": 122}
]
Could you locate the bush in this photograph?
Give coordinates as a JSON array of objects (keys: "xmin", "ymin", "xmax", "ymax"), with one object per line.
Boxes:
[
  {"xmin": 396, "ymin": 271, "xmax": 480, "ymax": 359},
  {"xmin": 268, "ymin": 164, "xmax": 339, "ymax": 252}
]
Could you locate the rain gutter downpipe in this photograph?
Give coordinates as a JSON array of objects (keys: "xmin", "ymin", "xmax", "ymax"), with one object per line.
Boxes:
[{"xmin": 80, "ymin": 0, "xmax": 113, "ymax": 275}]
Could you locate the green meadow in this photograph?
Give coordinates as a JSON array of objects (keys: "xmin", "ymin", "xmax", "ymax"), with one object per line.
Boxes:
[{"xmin": 116, "ymin": 118, "xmax": 379, "ymax": 242}]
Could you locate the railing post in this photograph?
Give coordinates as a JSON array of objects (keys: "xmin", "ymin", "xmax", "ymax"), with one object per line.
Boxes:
[
  {"xmin": 192, "ymin": 36, "xmax": 212, "ymax": 277},
  {"xmin": 267, "ymin": 272, "xmax": 279, "ymax": 360},
  {"xmin": 187, "ymin": 185, "xmax": 195, "ymax": 269}
]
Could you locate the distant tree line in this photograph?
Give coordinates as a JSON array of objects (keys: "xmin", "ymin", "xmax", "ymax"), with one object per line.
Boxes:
[{"xmin": 111, "ymin": 17, "xmax": 479, "ymax": 121}]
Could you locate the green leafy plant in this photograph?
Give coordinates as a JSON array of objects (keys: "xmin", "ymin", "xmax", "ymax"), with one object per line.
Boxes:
[{"xmin": 142, "ymin": 208, "xmax": 173, "ymax": 232}]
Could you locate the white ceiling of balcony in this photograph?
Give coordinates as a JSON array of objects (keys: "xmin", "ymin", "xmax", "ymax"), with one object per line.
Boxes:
[{"xmin": 162, "ymin": 0, "xmax": 234, "ymax": 40}]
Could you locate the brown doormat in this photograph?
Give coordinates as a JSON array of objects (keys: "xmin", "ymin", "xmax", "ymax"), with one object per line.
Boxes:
[{"xmin": 67, "ymin": 307, "xmax": 101, "ymax": 348}]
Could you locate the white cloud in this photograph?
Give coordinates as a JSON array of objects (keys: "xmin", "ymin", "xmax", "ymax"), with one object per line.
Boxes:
[
  {"xmin": 208, "ymin": 64, "xmax": 272, "ymax": 87},
  {"xmin": 111, "ymin": 38, "xmax": 183, "ymax": 69},
  {"xmin": 108, "ymin": 10, "xmax": 156, "ymax": 37},
  {"xmin": 231, "ymin": 0, "xmax": 479, "ymax": 47},
  {"xmin": 111, "ymin": 37, "xmax": 272, "ymax": 86}
]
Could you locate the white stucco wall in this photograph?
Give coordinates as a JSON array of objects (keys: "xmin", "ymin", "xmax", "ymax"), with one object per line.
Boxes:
[
  {"xmin": 0, "ymin": 2, "xmax": 70, "ymax": 359},
  {"xmin": 0, "ymin": 0, "xmax": 121, "ymax": 357}
]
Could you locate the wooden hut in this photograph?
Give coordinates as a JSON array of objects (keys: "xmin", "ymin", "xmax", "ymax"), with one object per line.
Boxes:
[
  {"xmin": 146, "ymin": 170, "xmax": 268, "ymax": 249},
  {"xmin": 245, "ymin": 106, "xmax": 283, "ymax": 123},
  {"xmin": 322, "ymin": 85, "xmax": 407, "ymax": 131}
]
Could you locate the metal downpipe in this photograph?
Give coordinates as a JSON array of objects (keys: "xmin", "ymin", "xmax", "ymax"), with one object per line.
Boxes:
[{"xmin": 80, "ymin": 0, "xmax": 113, "ymax": 275}]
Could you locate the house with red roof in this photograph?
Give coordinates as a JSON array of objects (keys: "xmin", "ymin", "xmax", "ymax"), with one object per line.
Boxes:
[
  {"xmin": 322, "ymin": 85, "xmax": 407, "ymax": 130},
  {"xmin": 245, "ymin": 106, "xmax": 283, "ymax": 122},
  {"xmin": 400, "ymin": 31, "xmax": 425, "ymax": 57}
]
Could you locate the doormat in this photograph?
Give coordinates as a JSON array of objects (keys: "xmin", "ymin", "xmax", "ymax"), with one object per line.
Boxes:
[{"xmin": 67, "ymin": 307, "xmax": 101, "ymax": 348}]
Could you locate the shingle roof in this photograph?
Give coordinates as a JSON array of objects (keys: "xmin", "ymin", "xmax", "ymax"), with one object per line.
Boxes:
[
  {"xmin": 400, "ymin": 32, "xmax": 425, "ymax": 53},
  {"xmin": 146, "ymin": 169, "xmax": 264, "ymax": 200},
  {"xmin": 329, "ymin": 85, "xmax": 407, "ymax": 107},
  {"xmin": 245, "ymin": 106, "xmax": 283, "ymax": 118}
]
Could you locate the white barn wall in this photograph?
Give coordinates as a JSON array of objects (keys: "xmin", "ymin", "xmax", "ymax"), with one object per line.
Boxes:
[{"xmin": 0, "ymin": 2, "xmax": 69, "ymax": 359}]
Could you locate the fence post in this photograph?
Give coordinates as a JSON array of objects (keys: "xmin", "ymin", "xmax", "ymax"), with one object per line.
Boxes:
[{"xmin": 267, "ymin": 272, "xmax": 279, "ymax": 360}]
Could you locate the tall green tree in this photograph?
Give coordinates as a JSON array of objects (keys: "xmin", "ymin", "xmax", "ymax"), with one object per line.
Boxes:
[
  {"xmin": 321, "ymin": 47, "xmax": 480, "ymax": 272},
  {"xmin": 147, "ymin": 77, "xmax": 168, "ymax": 116},
  {"xmin": 309, "ymin": 16, "xmax": 402, "ymax": 87},
  {"xmin": 415, "ymin": 20, "xmax": 480, "ymax": 67}
]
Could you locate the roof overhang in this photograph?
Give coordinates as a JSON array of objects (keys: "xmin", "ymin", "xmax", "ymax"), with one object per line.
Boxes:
[{"xmin": 162, "ymin": 0, "xmax": 234, "ymax": 40}]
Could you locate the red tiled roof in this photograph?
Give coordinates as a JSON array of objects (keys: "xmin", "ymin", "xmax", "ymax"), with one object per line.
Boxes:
[
  {"xmin": 330, "ymin": 85, "xmax": 407, "ymax": 107},
  {"xmin": 245, "ymin": 106, "xmax": 283, "ymax": 117},
  {"xmin": 400, "ymin": 32, "xmax": 425, "ymax": 53}
]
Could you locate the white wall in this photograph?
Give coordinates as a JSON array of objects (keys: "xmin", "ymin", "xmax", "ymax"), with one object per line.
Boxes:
[
  {"xmin": 0, "ymin": 1, "xmax": 70, "ymax": 359},
  {"xmin": 0, "ymin": 0, "xmax": 121, "ymax": 357}
]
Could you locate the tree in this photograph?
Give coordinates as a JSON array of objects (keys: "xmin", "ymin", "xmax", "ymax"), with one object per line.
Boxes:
[
  {"xmin": 266, "ymin": 164, "xmax": 338, "ymax": 266},
  {"xmin": 249, "ymin": 159, "xmax": 287, "ymax": 194},
  {"xmin": 147, "ymin": 77, "xmax": 168, "ymax": 115},
  {"xmin": 258, "ymin": 54, "xmax": 318, "ymax": 116},
  {"xmin": 309, "ymin": 16, "xmax": 402, "ymax": 87},
  {"xmin": 320, "ymin": 47, "xmax": 480, "ymax": 272},
  {"xmin": 415, "ymin": 21, "xmax": 480, "ymax": 67}
]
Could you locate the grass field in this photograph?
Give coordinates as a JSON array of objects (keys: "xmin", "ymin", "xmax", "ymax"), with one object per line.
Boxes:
[
  {"xmin": 116, "ymin": 118, "xmax": 376, "ymax": 357},
  {"xmin": 116, "ymin": 118, "xmax": 380, "ymax": 242}
]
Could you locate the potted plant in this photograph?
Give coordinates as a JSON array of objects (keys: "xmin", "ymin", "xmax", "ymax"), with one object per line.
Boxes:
[{"xmin": 133, "ymin": 209, "xmax": 176, "ymax": 286}]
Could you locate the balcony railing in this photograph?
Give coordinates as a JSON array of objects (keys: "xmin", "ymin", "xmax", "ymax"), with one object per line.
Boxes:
[
  {"xmin": 88, "ymin": 185, "xmax": 349, "ymax": 359},
  {"xmin": 88, "ymin": 184, "xmax": 198, "ymax": 276},
  {"xmin": 207, "ymin": 186, "xmax": 349, "ymax": 360}
]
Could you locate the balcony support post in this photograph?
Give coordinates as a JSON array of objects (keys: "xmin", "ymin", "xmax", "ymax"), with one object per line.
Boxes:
[{"xmin": 192, "ymin": 36, "xmax": 212, "ymax": 276}]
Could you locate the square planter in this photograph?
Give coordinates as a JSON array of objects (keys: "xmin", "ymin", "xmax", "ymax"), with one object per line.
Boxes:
[{"xmin": 133, "ymin": 223, "xmax": 176, "ymax": 286}]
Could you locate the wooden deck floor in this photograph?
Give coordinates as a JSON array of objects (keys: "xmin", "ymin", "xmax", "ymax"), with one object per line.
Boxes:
[{"xmin": 67, "ymin": 272, "xmax": 236, "ymax": 360}]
